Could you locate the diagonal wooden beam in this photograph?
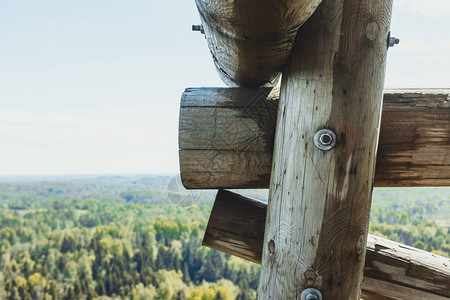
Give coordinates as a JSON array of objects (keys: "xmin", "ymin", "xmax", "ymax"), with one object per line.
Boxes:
[
  {"xmin": 203, "ymin": 190, "xmax": 450, "ymax": 300},
  {"xmin": 179, "ymin": 88, "xmax": 450, "ymax": 189}
]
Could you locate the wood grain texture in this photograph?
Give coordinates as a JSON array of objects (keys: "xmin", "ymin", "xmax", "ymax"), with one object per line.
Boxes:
[
  {"xmin": 363, "ymin": 235, "xmax": 450, "ymax": 300},
  {"xmin": 258, "ymin": 0, "xmax": 393, "ymax": 298},
  {"xmin": 179, "ymin": 88, "xmax": 450, "ymax": 188},
  {"xmin": 179, "ymin": 150, "xmax": 272, "ymax": 189},
  {"xmin": 203, "ymin": 190, "xmax": 266, "ymax": 264},
  {"xmin": 376, "ymin": 89, "xmax": 450, "ymax": 186},
  {"xmin": 179, "ymin": 87, "xmax": 277, "ymax": 189},
  {"xmin": 202, "ymin": 190, "xmax": 450, "ymax": 300},
  {"xmin": 195, "ymin": 0, "xmax": 322, "ymax": 87}
]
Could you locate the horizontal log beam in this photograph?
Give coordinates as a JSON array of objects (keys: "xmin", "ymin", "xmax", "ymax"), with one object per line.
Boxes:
[
  {"xmin": 179, "ymin": 88, "xmax": 450, "ymax": 188},
  {"xmin": 195, "ymin": 0, "xmax": 322, "ymax": 87},
  {"xmin": 203, "ymin": 190, "xmax": 450, "ymax": 300}
]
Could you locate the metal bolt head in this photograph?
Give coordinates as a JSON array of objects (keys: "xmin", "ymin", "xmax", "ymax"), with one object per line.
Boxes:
[
  {"xmin": 192, "ymin": 24, "xmax": 205, "ymax": 34},
  {"xmin": 387, "ymin": 31, "xmax": 400, "ymax": 48},
  {"xmin": 314, "ymin": 129, "xmax": 336, "ymax": 151},
  {"xmin": 300, "ymin": 288, "xmax": 322, "ymax": 300},
  {"xmin": 319, "ymin": 133, "xmax": 333, "ymax": 146},
  {"xmin": 388, "ymin": 37, "xmax": 400, "ymax": 47},
  {"xmin": 306, "ymin": 292, "xmax": 319, "ymax": 300}
]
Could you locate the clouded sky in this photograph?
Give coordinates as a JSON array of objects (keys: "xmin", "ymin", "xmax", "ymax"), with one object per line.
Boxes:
[{"xmin": 0, "ymin": 0, "xmax": 449, "ymax": 176}]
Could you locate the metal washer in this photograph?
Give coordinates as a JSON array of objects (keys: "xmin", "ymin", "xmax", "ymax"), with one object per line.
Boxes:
[
  {"xmin": 313, "ymin": 128, "xmax": 336, "ymax": 151},
  {"xmin": 300, "ymin": 288, "xmax": 323, "ymax": 300}
]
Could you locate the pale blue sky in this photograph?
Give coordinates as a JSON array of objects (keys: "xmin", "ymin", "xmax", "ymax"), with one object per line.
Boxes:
[{"xmin": 0, "ymin": 0, "xmax": 449, "ymax": 176}]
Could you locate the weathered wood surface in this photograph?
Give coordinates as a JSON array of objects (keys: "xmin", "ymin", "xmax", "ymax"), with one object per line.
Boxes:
[
  {"xmin": 258, "ymin": 0, "xmax": 393, "ymax": 298},
  {"xmin": 376, "ymin": 89, "xmax": 450, "ymax": 186},
  {"xmin": 179, "ymin": 88, "xmax": 450, "ymax": 188},
  {"xmin": 203, "ymin": 190, "xmax": 450, "ymax": 300},
  {"xmin": 203, "ymin": 189, "xmax": 266, "ymax": 264},
  {"xmin": 195, "ymin": 0, "xmax": 322, "ymax": 87},
  {"xmin": 179, "ymin": 87, "xmax": 276, "ymax": 188},
  {"xmin": 363, "ymin": 237, "xmax": 450, "ymax": 300}
]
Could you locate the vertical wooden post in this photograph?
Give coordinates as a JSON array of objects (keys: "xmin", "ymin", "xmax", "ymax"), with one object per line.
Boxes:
[{"xmin": 258, "ymin": 0, "xmax": 393, "ymax": 299}]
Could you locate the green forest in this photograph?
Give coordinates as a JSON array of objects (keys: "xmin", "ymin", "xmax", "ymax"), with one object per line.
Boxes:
[{"xmin": 0, "ymin": 175, "xmax": 448, "ymax": 300}]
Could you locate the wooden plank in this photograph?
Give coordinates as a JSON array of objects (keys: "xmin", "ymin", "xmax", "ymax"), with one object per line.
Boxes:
[
  {"xmin": 203, "ymin": 190, "xmax": 450, "ymax": 300},
  {"xmin": 179, "ymin": 88, "xmax": 450, "ymax": 188},
  {"xmin": 195, "ymin": 0, "xmax": 322, "ymax": 87},
  {"xmin": 258, "ymin": 0, "xmax": 393, "ymax": 298}
]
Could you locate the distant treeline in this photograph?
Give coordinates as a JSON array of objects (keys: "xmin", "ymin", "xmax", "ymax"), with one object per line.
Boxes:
[
  {"xmin": 369, "ymin": 187, "xmax": 449, "ymax": 257},
  {"xmin": 0, "ymin": 178, "xmax": 448, "ymax": 299},
  {"xmin": 0, "ymin": 198, "xmax": 259, "ymax": 299}
]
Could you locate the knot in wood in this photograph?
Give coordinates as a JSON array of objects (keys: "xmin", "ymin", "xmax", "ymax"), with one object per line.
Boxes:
[
  {"xmin": 356, "ymin": 233, "xmax": 365, "ymax": 256},
  {"xmin": 366, "ymin": 21, "xmax": 379, "ymax": 41},
  {"xmin": 303, "ymin": 268, "xmax": 322, "ymax": 287},
  {"xmin": 268, "ymin": 239, "xmax": 276, "ymax": 254}
]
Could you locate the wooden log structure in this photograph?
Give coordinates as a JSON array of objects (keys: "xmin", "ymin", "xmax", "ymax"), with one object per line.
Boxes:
[
  {"xmin": 195, "ymin": 0, "xmax": 322, "ymax": 87},
  {"xmin": 203, "ymin": 190, "xmax": 450, "ymax": 300},
  {"xmin": 189, "ymin": 0, "xmax": 449, "ymax": 298},
  {"xmin": 179, "ymin": 88, "xmax": 450, "ymax": 189},
  {"xmin": 257, "ymin": 0, "xmax": 393, "ymax": 298}
]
